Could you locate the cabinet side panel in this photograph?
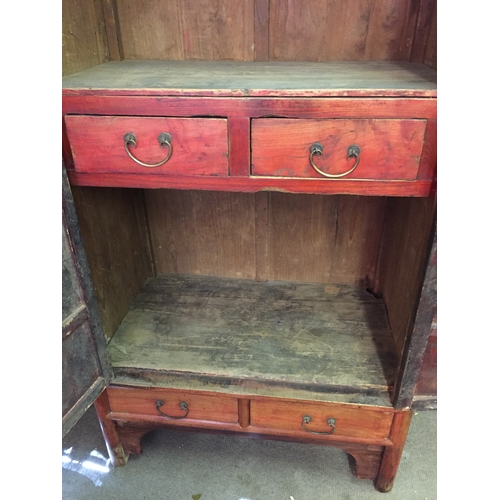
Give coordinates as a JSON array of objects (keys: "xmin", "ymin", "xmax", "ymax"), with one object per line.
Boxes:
[
  {"xmin": 270, "ymin": 0, "xmax": 419, "ymax": 61},
  {"xmin": 414, "ymin": 315, "xmax": 437, "ymax": 396},
  {"xmin": 72, "ymin": 186, "xmax": 154, "ymax": 339},
  {"xmin": 375, "ymin": 196, "xmax": 436, "ymax": 360},
  {"xmin": 147, "ymin": 190, "xmax": 257, "ymax": 279},
  {"xmin": 63, "ymin": 0, "xmax": 109, "ymax": 76},
  {"xmin": 115, "ymin": 0, "xmax": 255, "ymax": 61}
]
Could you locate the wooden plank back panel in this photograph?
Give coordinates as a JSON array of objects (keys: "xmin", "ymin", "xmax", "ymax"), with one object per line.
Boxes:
[
  {"xmin": 266, "ymin": 193, "xmax": 386, "ymax": 284},
  {"xmin": 145, "ymin": 191, "xmax": 385, "ymax": 285},
  {"xmin": 269, "ymin": 0, "xmax": 420, "ymax": 62},
  {"xmin": 363, "ymin": 0, "xmax": 420, "ymax": 61},
  {"xmin": 411, "ymin": 0, "xmax": 437, "ymax": 69},
  {"xmin": 63, "ymin": 0, "xmax": 109, "ymax": 76},
  {"xmin": 146, "ymin": 190, "xmax": 257, "ymax": 279},
  {"xmin": 71, "ymin": 186, "xmax": 154, "ymax": 339},
  {"xmin": 115, "ymin": 0, "xmax": 255, "ymax": 61}
]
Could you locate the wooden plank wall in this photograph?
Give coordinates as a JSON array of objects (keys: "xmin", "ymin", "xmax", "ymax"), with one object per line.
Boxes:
[{"xmin": 62, "ymin": 0, "xmax": 109, "ymax": 76}]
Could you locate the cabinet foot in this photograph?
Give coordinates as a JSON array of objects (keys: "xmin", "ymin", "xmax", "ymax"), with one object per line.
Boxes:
[
  {"xmin": 116, "ymin": 424, "xmax": 158, "ymax": 455},
  {"xmin": 343, "ymin": 446, "xmax": 384, "ymax": 480}
]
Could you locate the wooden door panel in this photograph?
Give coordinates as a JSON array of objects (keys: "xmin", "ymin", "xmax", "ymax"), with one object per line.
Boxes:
[{"xmin": 62, "ymin": 163, "xmax": 112, "ymax": 436}]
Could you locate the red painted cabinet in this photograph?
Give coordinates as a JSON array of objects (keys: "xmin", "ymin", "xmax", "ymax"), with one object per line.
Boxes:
[{"xmin": 62, "ymin": 60, "xmax": 436, "ymax": 492}]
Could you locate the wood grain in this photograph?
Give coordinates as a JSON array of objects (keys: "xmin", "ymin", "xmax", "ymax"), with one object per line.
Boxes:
[
  {"xmin": 101, "ymin": 0, "xmax": 123, "ymax": 61},
  {"xmin": 228, "ymin": 117, "xmax": 250, "ymax": 177},
  {"xmin": 115, "ymin": 0, "xmax": 254, "ymax": 61},
  {"xmin": 270, "ymin": 0, "xmax": 375, "ymax": 61},
  {"xmin": 68, "ymin": 171, "xmax": 435, "ymax": 198},
  {"xmin": 107, "ymin": 274, "xmax": 398, "ymax": 396},
  {"xmin": 250, "ymin": 399, "xmax": 393, "ymax": 441},
  {"xmin": 254, "ymin": 0, "xmax": 270, "ymax": 61},
  {"xmin": 411, "ymin": 0, "xmax": 437, "ymax": 69},
  {"xmin": 62, "ymin": 60, "xmax": 437, "ymax": 98},
  {"xmin": 255, "ymin": 191, "xmax": 269, "ymax": 281},
  {"xmin": 375, "ymin": 410, "xmax": 412, "ymax": 492},
  {"xmin": 62, "ymin": 0, "xmax": 109, "ymax": 76},
  {"xmin": 65, "ymin": 115, "xmax": 229, "ymax": 176},
  {"xmin": 266, "ymin": 193, "xmax": 386, "ymax": 284},
  {"xmin": 393, "ymin": 228, "xmax": 436, "ymax": 407},
  {"xmin": 71, "ymin": 186, "xmax": 154, "ymax": 339},
  {"xmin": 94, "ymin": 391, "xmax": 129, "ymax": 466},
  {"xmin": 62, "ymin": 96, "xmax": 436, "ymax": 122},
  {"xmin": 414, "ymin": 327, "xmax": 436, "ymax": 396},
  {"xmin": 252, "ymin": 118, "xmax": 427, "ymax": 180},
  {"xmin": 145, "ymin": 190, "xmax": 256, "ymax": 279},
  {"xmin": 363, "ymin": 0, "xmax": 420, "ymax": 61},
  {"xmin": 107, "ymin": 386, "xmax": 240, "ymax": 424},
  {"xmin": 373, "ymin": 196, "xmax": 436, "ymax": 362},
  {"xmin": 269, "ymin": 0, "xmax": 420, "ymax": 62}
]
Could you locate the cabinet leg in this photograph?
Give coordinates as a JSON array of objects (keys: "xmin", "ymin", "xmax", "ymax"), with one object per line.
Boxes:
[
  {"xmin": 94, "ymin": 390, "xmax": 129, "ymax": 466},
  {"xmin": 375, "ymin": 411, "xmax": 412, "ymax": 492},
  {"xmin": 344, "ymin": 446, "xmax": 384, "ymax": 480},
  {"xmin": 115, "ymin": 424, "xmax": 158, "ymax": 455}
]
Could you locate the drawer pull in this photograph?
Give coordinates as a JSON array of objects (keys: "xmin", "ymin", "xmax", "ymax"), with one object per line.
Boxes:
[
  {"xmin": 302, "ymin": 415, "xmax": 336, "ymax": 435},
  {"xmin": 155, "ymin": 399, "xmax": 189, "ymax": 420},
  {"xmin": 124, "ymin": 132, "xmax": 173, "ymax": 168},
  {"xmin": 309, "ymin": 143, "xmax": 360, "ymax": 178}
]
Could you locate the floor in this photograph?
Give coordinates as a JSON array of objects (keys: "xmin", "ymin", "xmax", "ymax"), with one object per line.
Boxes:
[{"xmin": 62, "ymin": 406, "xmax": 436, "ymax": 500}]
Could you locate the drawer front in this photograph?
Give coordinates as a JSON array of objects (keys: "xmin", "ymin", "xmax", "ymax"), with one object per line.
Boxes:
[
  {"xmin": 251, "ymin": 119, "xmax": 426, "ymax": 180},
  {"xmin": 107, "ymin": 387, "xmax": 239, "ymax": 425},
  {"xmin": 65, "ymin": 116, "xmax": 229, "ymax": 176},
  {"xmin": 251, "ymin": 400, "xmax": 393, "ymax": 441}
]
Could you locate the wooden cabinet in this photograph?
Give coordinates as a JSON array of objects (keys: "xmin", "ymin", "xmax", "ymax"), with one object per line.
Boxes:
[
  {"xmin": 62, "ymin": 1, "xmax": 436, "ymax": 493},
  {"xmin": 62, "ymin": 60, "xmax": 436, "ymax": 492}
]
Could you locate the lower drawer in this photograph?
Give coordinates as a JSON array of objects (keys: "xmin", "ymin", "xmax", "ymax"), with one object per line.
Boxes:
[
  {"xmin": 250, "ymin": 399, "xmax": 393, "ymax": 441},
  {"xmin": 107, "ymin": 386, "xmax": 239, "ymax": 425}
]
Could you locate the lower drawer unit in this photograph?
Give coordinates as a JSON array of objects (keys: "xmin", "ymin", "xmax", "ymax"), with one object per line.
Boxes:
[
  {"xmin": 106, "ymin": 386, "xmax": 240, "ymax": 428},
  {"xmin": 250, "ymin": 399, "xmax": 394, "ymax": 443}
]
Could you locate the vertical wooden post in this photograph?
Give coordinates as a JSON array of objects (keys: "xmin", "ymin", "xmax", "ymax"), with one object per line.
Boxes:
[
  {"xmin": 94, "ymin": 390, "xmax": 129, "ymax": 466},
  {"xmin": 375, "ymin": 411, "xmax": 413, "ymax": 492},
  {"xmin": 228, "ymin": 117, "xmax": 250, "ymax": 177}
]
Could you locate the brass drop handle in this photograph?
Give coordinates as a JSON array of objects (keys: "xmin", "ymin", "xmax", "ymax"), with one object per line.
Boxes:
[
  {"xmin": 124, "ymin": 132, "xmax": 173, "ymax": 168},
  {"xmin": 302, "ymin": 415, "xmax": 336, "ymax": 435},
  {"xmin": 309, "ymin": 143, "xmax": 361, "ymax": 178},
  {"xmin": 155, "ymin": 399, "xmax": 189, "ymax": 420}
]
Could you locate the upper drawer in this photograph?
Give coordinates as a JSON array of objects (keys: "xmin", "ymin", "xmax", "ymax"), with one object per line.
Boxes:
[
  {"xmin": 251, "ymin": 119, "xmax": 426, "ymax": 180},
  {"xmin": 65, "ymin": 116, "xmax": 229, "ymax": 176}
]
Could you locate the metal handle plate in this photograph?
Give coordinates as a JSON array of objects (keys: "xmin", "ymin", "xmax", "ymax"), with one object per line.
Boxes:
[
  {"xmin": 124, "ymin": 132, "xmax": 173, "ymax": 168},
  {"xmin": 302, "ymin": 415, "xmax": 336, "ymax": 435},
  {"xmin": 155, "ymin": 399, "xmax": 189, "ymax": 420},
  {"xmin": 309, "ymin": 143, "xmax": 360, "ymax": 178}
]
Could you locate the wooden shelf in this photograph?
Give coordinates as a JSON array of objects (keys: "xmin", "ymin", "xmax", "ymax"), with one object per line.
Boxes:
[
  {"xmin": 108, "ymin": 274, "xmax": 397, "ymax": 405},
  {"xmin": 62, "ymin": 60, "xmax": 437, "ymax": 98}
]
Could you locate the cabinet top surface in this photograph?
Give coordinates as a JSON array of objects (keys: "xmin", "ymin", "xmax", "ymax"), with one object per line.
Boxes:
[{"xmin": 62, "ymin": 60, "xmax": 437, "ymax": 98}]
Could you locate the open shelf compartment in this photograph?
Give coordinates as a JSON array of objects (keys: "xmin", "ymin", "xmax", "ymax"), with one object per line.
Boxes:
[{"xmin": 108, "ymin": 274, "xmax": 397, "ymax": 405}]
